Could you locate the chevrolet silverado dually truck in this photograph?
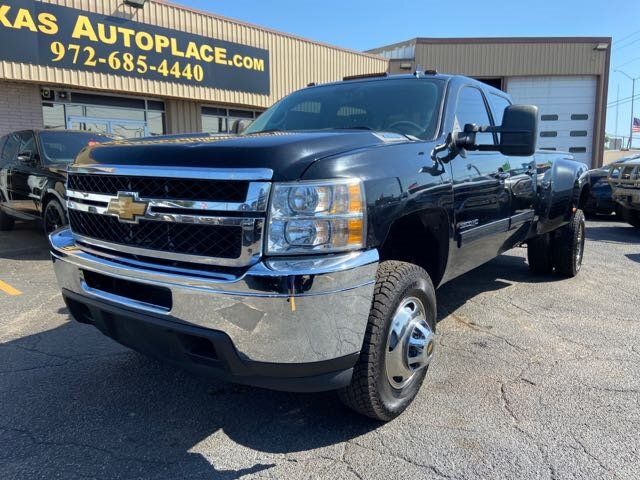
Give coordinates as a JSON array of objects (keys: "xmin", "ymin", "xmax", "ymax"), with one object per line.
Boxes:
[{"xmin": 49, "ymin": 71, "xmax": 589, "ymax": 421}]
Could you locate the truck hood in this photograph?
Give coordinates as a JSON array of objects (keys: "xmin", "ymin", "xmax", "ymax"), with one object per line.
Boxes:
[{"xmin": 74, "ymin": 131, "xmax": 410, "ymax": 181}]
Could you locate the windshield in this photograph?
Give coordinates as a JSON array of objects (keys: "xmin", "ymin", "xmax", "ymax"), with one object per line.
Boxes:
[
  {"xmin": 245, "ymin": 78, "xmax": 444, "ymax": 140},
  {"xmin": 40, "ymin": 131, "xmax": 112, "ymax": 164}
]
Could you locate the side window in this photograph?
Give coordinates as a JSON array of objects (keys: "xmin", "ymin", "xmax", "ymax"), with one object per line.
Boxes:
[
  {"xmin": 455, "ymin": 87, "xmax": 495, "ymax": 145},
  {"xmin": 1, "ymin": 133, "xmax": 20, "ymax": 166},
  {"xmin": 488, "ymin": 94, "xmax": 512, "ymax": 126},
  {"xmin": 17, "ymin": 131, "xmax": 36, "ymax": 163},
  {"xmin": 0, "ymin": 136, "xmax": 6, "ymax": 168}
]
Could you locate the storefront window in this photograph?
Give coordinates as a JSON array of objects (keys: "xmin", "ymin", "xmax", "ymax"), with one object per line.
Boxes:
[
  {"xmin": 202, "ymin": 107, "xmax": 227, "ymax": 134},
  {"xmin": 147, "ymin": 111, "xmax": 166, "ymax": 136},
  {"xmin": 202, "ymin": 106, "xmax": 261, "ymax": 134},
  {"xmin": 85, "ymin": 105, "xmax": 145, "ymax": 122},
  {"xmin": 41, "ymin": 92, "xmax": 166, "ymax": 138},
  {"xmin": 42, "ymin": 103, "xmax": 66, "ymax": 129}
]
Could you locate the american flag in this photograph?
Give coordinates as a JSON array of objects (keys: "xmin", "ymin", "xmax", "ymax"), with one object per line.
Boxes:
[{"xmin": 634, "ymin": 117, "xmax": 640, "ymax": 133}]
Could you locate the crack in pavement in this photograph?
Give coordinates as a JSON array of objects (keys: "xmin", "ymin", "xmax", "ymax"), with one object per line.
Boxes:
[
  {"xmin": 572, "ymin": 436, "xmax": 613, "ymax": 475},
  {"xmin": 0, "ymin": 425, "xmax": 181, "ymax": 466},
  {"xmin": 442, "ymin": 307, "xmax": 527, "ymax": 353},
  {"xmin": 497, "ymin": 380, "xmax": 558, "ymax": 480}
]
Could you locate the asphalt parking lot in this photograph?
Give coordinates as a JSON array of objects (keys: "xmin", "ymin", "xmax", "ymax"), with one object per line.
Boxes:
[{"xmin": 1, "ymin": 218, "xmax": 639, "ymax": 480}]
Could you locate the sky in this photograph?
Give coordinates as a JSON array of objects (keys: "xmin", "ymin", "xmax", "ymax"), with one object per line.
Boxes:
[{"xmin": 178, "ymin": 0, "xmax": 640, "ymax": 140}]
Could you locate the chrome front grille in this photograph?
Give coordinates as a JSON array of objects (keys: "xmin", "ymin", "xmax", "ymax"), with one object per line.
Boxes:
[
  {"xmin": 65, "ymin": 166, "xmax": 272, "ymax": 267},
  {"xmin": 67, "ymin": 174, "xmax": 249, "ymax": 202},
  {"xmin": 68, "ymin": 210, "xmax": 243, "ymax": 259}
]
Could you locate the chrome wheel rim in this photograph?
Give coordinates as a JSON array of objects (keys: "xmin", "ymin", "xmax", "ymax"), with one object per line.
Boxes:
[
  {"xmin": 385, "ymin": 297, "xmax": 435, "ymax": 389},
  {"xmin": 575, "ymin": 222, "xmax": 585, "ymax": 270}
]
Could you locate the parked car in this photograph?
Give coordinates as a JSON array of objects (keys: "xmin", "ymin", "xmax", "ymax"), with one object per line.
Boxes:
[
  {"xmin": 609, "ymin": 155, "xmax": 640, "ymax": 228},
  {"xmin": 584, "ymin": 154, "xmax": 640, "ymax": 217},
  {"xmin": 49, "ymin": 72, "xmax": 589, "ymax": 421},
  {"xmin": 0, "ymin": 130, "xmax": 112, "ymax": 233}
]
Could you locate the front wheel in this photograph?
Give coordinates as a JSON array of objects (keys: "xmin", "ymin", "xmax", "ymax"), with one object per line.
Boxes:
[
  {"xmin": 0, "ymin": 207, "xmax": 15, "ymax": 231},
  {"xmin": 43, "ymin": 199, "xmax": 67, "ymax": 235},
  {"xmin": 553, "ymin": 209, "xmax": 586, "ymax": 278},
  {"xmin": 627, "ymin": 210, "xmax": 640, "ymax": 229},
  {"xmin": 339, "ymin": 261, "xmax": 436, "ymax": 421}
]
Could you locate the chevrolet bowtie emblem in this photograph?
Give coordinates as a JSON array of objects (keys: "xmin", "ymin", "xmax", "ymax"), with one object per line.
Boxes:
[{"xmin": 106, "ymin": 193, "xmax": 148, "ymax": 224}]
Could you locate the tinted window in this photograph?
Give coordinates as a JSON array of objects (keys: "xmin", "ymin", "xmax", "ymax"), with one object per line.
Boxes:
[
  {"xmin": 1, "ymin": 133, "xmax": 20, "ymax": 165},
  {"xmin": 18, "ymin": 131, "xmax": 36, "ymax": 162},
  {"xmin": 570, "ymin": 131, "xmax": 588, "ymax": 137},
  {"xmin": 0, "ymin": 136, "xmax": 6, "ymax": 167},
  {"xmin": 39, "ymin": 131, "xmax": 112, "ymax": 164},
  {"xmin": 488, "ymin": 94, "xmax": 511, "ymax": 126},
  {"xmin": 455, "ymin": 87, "xmax": 494, "ymax": 145},
  {"xmin": 610, "ymin": 165, "xmax": 623, "ymax": 179},
  {"xmin": 540, "ymin": 131, "xmax": 557, "ymax": 138},
  {"xmin": 245, "ymin": 78, "xmax": 445, "ymax": 140},
  {"xmin": 541, "ymin": 114, "xmax": 559, "ymax": 121},
  {"xmin": 569, "ymin": 147, "xmax": 586, "ymax": 153}
]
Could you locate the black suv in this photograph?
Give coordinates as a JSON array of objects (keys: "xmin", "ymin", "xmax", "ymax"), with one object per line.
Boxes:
[
  {"xmin": 609, "ymin": 155, "xmax": 640, "ymax": 228},
  {"xmin": 0, "ymin": 129, "xmax": 112, "ymax": 233}
]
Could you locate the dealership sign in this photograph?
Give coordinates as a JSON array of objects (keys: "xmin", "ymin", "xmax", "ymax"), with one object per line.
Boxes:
[{"xmin": 0, "ymin": 0, "xmax": 270, "ymax": 94}]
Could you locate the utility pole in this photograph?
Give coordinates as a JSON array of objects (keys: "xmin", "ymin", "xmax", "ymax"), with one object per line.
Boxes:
[
  {"xmin": 615, "ymin": 83, "xmax": 619, "ymax": 145},
  {"xmin": 616, "ymin": 69, "xmax": 639, "ymax": 149},
  {"xmin": 631, "ymin": 78, "xmax": 636, "ymax": 149}
]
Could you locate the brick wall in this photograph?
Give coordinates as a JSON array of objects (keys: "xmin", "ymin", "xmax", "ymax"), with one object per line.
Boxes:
[{"xmin": 0, "ymin": 81, "xmax": 43, "ymax": 136}]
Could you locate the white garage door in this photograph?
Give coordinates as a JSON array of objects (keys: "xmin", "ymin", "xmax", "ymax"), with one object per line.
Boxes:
[{"xmin": 506, "ymin": 76, "xmax": 597, "ymax": 166}]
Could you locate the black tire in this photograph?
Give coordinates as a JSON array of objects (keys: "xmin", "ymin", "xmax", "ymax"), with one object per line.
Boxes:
[
  {"xmin": 527, "ymin": 233, "xmax": 554, "ymax": 275},
  {"xmin": 628, "ymin": 210, "xmax": 640, "ymax": 229},
  {"xmin": 0, "ymin": 207, "xmax": 15, "ymax": 231},
  {"xmin": 339, "ymin": 261, "xmax": 436, "ymax": 421},
  {"xmin": 553, "ymin": 209, "xmax": 586, "ymax": 278},
  {"xmin": 43, "ymin": 199, "xmax": 67, "ymax": 235}
]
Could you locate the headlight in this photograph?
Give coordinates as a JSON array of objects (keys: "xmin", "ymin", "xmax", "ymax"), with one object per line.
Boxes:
[{"xmin": 267, "ymin": 178, "xmax": 365, "ymax": 254}]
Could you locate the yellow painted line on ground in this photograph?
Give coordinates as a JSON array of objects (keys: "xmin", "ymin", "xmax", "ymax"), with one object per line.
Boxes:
[{"xmin": 0, "ymin": 280, "xmax": 22, "ymax": 296}]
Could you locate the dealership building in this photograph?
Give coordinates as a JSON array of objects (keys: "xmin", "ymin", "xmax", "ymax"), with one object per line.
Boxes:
[
  {"xmin": 0, "ymin": 1, "xmax": 611, "ymax": 166},
  {"xmin": 0, "ymin": 0, "xmax": 386, "ymax": 139}
]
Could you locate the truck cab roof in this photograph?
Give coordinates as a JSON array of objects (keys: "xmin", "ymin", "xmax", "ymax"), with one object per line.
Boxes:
[{"xmin": 305, "ymin": 71, "xmax": 512, "ymax": 102}]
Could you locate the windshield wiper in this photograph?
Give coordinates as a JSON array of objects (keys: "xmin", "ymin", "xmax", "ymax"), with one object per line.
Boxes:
[{"xmin": 339, "ymin": 126, "xmax": 373, "ymax": 130}]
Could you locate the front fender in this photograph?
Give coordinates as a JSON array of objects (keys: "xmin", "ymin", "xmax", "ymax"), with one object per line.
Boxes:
[{"xmin": 536, "ymin": 158, "xmax": 588, "ymax": 235}]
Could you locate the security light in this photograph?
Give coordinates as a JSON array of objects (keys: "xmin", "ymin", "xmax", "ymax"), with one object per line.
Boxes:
[
  {"xmin": 123, "ymin": 0, "xmax": 147, "ymax": 8},
  {"xmin": 594, "ymin": 43, "xmax": 609, "ymax": 51}
]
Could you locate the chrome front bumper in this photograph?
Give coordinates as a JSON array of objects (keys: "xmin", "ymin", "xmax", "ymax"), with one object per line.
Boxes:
[{"xmin": 50, "ymin": 228, "xmax": 378, "ymax": 365}]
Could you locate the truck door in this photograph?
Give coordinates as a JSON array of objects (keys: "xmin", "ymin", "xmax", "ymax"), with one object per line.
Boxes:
[
  {"xmin": 449, "ymin": 86, "xmax": 511, "ymax": 275},
  {"xmin": 488, "ymin": 93, "xmax": 537, "ymax": 247},
  {"xmin": 2, "ymin": 133, "xmax": 20, "ymax": 214},
  {"xmin": 0, "ymin": 135, "xmax": 8, "ymax": 205},
  {"xmin": 8, "ymin": 131, "xmax": 41, "ymax": 218}
]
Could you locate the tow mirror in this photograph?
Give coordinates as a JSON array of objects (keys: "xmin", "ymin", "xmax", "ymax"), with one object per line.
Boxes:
[
  {"xmin": 453, "ymin": 105, "xmax": 538, "ymax": 157},
  {"xmin": 499, "ymin": 105, "xmax": 538, "ymax": 156},
  {"xmin": 231, "ymin": 119, "xmax": 253, "ymax": 135}
]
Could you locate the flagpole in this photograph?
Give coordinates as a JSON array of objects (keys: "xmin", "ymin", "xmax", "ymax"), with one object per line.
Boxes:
[{"xmin": 615, "ymin": 69, "xmax": 639, "ymax": 149}]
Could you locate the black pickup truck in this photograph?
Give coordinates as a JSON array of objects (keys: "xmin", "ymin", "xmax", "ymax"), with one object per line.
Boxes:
[{"xmin": 49, "ymin": 72, "xmax": 589, "ymax": 421}]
